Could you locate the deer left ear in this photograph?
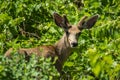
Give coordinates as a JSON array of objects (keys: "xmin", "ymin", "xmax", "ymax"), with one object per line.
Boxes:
[{"xmin": 80, "ymin": 15, "xmax": 99, "ymax": 29}]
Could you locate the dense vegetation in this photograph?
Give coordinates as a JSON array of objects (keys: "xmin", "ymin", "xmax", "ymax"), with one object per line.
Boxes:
[{"xmin": 0, "ymin": 0, "xmax": 120, "ymax": 79}]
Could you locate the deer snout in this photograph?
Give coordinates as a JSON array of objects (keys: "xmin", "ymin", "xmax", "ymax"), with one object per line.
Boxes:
[{"xmin": 71, "ymin": 42, "xmax": 78, "ymax": 47}]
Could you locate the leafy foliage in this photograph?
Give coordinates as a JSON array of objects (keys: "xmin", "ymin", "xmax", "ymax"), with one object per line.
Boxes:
[{"xmin": 0, "ymin": 0, "xmax": 120, "ymax": 79}]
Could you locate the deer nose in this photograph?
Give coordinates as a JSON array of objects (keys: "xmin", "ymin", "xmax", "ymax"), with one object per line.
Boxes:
[{"xmin": 71, "ymin": 42, "xmax": 78, "ymax": 47}]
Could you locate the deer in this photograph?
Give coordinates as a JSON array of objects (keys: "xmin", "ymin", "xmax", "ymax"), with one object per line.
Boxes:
[{"xmin": 5, "ymin": 13, "xmax": 98, "ymax": 74}]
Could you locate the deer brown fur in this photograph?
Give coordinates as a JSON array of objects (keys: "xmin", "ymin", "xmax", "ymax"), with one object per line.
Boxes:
[{"xmin": 5, "ymin": 13, "xmax": 98, "ymax": 74}]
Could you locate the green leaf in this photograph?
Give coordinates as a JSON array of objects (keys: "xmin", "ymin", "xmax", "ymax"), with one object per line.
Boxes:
[
  {"xmin": 92, "ymin": 62, "xmax": 101, "ymax": 77},
  {"xmin": 10, "ymin": 17, "xmax": 25, "ymax": 26},
  {"xmin": 0, "ymin": 65, "xmax": 4, "ymax": 72},
  {"xmin": 64, "ymin": 61, "xmax": 74, "ymax": 67}
]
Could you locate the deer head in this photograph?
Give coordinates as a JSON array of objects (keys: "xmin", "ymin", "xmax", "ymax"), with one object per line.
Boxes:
[{"xmin": 53, "ymin": 13, "xmax": 98, "ymax": 48}]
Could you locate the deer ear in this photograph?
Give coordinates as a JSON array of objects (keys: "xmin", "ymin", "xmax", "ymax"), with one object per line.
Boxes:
[
  {"xmin": 78, "ymin": 16, "xmax": 88, "ymax": 29},
  {"xmin": 53, "ymin": 13, "xmax": 70, "ymax": 30},
  {"xmin": 82, "ymin": 15, "xmax": 99, "ymax": 29},
  {"xmin": 78, "ymin": 15, "xmax": 99, "ymax": 29},
  {"xmin": 53, "ymin": 12, "xmax": 63, "ymax": 27}
]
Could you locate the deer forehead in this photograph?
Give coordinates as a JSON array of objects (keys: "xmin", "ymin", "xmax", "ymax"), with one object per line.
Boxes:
[{"xmin": 68, "ymin": 25, "xmax": 81, "ymax": 34}]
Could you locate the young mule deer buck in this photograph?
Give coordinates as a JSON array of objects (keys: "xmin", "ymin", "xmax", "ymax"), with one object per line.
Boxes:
[{"xmin": 5, "ymin": 13, "xmax": 98, "ymax": 74}]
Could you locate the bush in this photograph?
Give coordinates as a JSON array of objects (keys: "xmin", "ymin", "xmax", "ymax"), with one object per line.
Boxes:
[
  {"xmin": 0, "ymin": 0, "xmax": 120, "ymax": 79},
  {"xmin": 0, "ymin": 54, "xmax": 59, "ymax": 80}
]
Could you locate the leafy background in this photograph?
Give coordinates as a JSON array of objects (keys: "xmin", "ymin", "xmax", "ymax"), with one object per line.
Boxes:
[{"xmin": 0, "ymin": 0, "xmax": 120, "ymax": 80}]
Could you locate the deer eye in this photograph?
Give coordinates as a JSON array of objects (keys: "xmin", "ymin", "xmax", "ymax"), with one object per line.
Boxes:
[{"xmin": 66, "ymin": 31, "xmax": 70, "ymax": 35}]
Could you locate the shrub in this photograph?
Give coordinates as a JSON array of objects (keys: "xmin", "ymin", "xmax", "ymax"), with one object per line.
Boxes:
[{"xmin": 0, "ymin": 0, "xmax": 120, "ymax": 79}]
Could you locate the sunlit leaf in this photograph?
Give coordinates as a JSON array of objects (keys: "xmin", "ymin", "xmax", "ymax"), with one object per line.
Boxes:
[{"xmin": 64, "ymin": 61, "xmax": 74, "ymax": 67}]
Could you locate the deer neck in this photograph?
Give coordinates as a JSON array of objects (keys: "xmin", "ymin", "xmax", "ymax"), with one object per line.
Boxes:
[{"xmin": 54, "ymin": 33, "xmax": 72, "ymax": 64}]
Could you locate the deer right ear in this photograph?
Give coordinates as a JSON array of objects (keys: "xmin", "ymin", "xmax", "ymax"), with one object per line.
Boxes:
[
  {"xmin": 53, "ymin": 13, "xmax": 70, "ymax": 30},
  {"xmin": 53, "ymin": 13, "xmax": 63, "ymax": 27}
]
